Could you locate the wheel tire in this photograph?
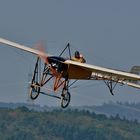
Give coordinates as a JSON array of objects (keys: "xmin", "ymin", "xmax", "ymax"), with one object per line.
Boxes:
[
  {"xmin": 29, "ymin": 83, "xmax": 40, "ymax": 100},
  {"xmin": 61, "ymin": 90, "xmax": 71, "ymax": 108}
]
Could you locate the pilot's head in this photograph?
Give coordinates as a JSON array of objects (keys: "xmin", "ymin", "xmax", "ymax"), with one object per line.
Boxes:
[{"xmin": 75, "ymin": 51, "xmax": 80, "ymax": 58}]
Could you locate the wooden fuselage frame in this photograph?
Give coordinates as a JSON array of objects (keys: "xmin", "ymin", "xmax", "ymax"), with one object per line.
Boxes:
[{"xmin": 67, "ymin": 63, "xmax": 92, "ymax": 79}]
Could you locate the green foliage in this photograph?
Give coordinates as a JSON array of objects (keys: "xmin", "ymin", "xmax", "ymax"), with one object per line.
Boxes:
[{"xmin": 0, "ymin": 107, "xmax": 139, "ymax": 140}]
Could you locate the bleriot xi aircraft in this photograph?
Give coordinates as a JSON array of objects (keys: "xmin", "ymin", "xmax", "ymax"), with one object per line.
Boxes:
[{"xmin": 0, "ymin": 38, "xmax": 140, "ymax": 108}]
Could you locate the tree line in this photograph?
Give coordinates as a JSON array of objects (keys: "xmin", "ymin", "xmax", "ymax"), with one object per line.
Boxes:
[{"xmin": 0, "ymin": 106, "xmax": 139, "ymax": 140}]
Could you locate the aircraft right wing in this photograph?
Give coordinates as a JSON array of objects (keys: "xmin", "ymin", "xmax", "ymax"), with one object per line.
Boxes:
[
  {"xmin": 65, "ymin": 60, "xmax": 140, "ymax": 81},
  {"xmin": 65, "ymin": 60, "xmax": 140, "ymax": 89}
]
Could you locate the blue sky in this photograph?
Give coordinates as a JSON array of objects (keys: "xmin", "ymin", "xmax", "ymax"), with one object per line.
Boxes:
[{"xmin": 0, "ymin": 0, "xmax": 140, "ymax": 106}]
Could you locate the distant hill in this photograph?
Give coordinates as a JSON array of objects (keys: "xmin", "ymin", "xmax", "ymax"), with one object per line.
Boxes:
[
  {"xmin": 0, "ymin": 101, "xmax": 140, "ymax": 122},
  {"xmin": 75, "ymin": 101, "xmax": 140, "ymax": 122},
  {"xmin": 0, "ymin": 107, "xmax": 140, "ymax": 140}
]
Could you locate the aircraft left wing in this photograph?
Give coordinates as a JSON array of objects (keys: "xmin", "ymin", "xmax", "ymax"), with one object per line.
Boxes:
[
  {"xmin": 65, "ymin": 60, "xmax": 140, "ymax": 85},
  {"xmin": 0, "ymin": 38, "xmax": 49, "ymax": 58}
]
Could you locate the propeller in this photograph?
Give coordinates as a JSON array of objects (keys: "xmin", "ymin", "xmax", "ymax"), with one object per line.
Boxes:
[
  {"xmin": 34, "ymin": 41, "xmax": 57, "ymax": 76},
  {"xmin": 34, "ymin": 41, "xmax": 48, "ymax": 63}
]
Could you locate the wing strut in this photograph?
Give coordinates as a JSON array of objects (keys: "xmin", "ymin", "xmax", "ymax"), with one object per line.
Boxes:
[{"xmin": 103, "ymin": 79, "xmax": 119, "ymax": 95}]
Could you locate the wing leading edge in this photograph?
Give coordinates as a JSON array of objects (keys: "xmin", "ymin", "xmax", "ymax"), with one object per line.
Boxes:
[{"xmin": 0, "ymin": 38, "xmax": 49, "ymax": 58}]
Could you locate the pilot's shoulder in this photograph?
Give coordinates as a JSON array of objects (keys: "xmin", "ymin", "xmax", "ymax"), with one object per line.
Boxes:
[
  {"xmin": 71, "ymin": 57, "xmax": 78, "ymax": 61},
  {"xmin": 71, "ymin": 57, "xmax": 86, "ymax": 63}
]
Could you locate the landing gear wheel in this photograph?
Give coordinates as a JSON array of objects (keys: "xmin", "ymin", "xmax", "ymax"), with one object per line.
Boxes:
[
  {"xmin": 29, "ymin": 57, "xmax": 41, "ymax": 100},
  {"xmin": 30, "ymin": 83, "xmax": 40, "ymax": 100},
  {"xmin": 61, "ymin": 89, "xmax": 71, "ymax": 108}
]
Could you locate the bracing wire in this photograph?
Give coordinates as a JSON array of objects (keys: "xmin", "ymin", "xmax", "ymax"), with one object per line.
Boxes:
[{"xmin": 69, "ymin": 80, "xmax": 104, "ymax": 90}]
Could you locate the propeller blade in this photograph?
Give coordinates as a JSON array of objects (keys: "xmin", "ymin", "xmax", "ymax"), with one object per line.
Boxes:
[
  {"xmin": 34, "ymin": 41, "xmax": 48, "ymax": 63},
  {"xmin": 34, "ymin": 41, "xmax": 58, "ymax": 76}
]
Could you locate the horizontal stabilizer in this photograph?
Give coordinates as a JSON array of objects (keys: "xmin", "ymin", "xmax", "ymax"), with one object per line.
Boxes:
[
  {"xmin": 129, "ymin": 66, "xmax": 140, "ymax": 84},
  {"xmin": 130, "ymin": 66, "xmax": 140, "ymax": 75}
]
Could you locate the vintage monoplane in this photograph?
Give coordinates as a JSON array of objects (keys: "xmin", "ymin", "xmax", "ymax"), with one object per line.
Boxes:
[{"xmin": 0, "ymin": 38, "xmax": 140, "ymax": 108}]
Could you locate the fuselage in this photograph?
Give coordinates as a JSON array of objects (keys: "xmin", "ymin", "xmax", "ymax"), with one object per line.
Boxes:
[{"xmin": 47, "ymin": 56, "xmax": 92, "ymax": 79}]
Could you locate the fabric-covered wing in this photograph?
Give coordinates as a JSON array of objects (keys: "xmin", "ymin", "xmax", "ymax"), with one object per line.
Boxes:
[
  {"xmin": 0, "ymin": 38, "xmax": 49, "ymax": 58},
  {"xmin": 65, "ymin": 60, "xmax": 140, "ymax": 82}
]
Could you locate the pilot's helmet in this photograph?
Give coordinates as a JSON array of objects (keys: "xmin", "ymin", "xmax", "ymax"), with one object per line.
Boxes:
[{"xmin": 75, "ymin": 51, "xmax": 80, "ymax": 58}]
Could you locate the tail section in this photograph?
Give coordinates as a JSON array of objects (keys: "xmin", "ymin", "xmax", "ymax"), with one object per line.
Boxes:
[
  {"xmin": 130, "ymin": 66, "xmax": 140, "ymax": 75},
  {"xmin": 129, "ymin": 66, "xmax": 140, "ymax": 84}
]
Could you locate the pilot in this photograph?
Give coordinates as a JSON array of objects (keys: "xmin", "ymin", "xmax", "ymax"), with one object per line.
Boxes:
[{"xmin": 72, "ymin": 51, "xmax": 86, "ymax": 63}]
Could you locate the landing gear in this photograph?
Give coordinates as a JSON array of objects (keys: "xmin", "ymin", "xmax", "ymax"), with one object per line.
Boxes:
[
  {"xmin": 61, "ymin": 79, "xmax": 71, "ymax": 108},
  {"xmin": 61, "ymin": 88, "xmax": 71, "ymax": 108},
  {"xmin": 29, "ymin": 57, "xmax": 41, "ymax": 100},
  {"xmin": 29, "ymin": 56, "xmax": 71, "ymax": 108},
  {"xmin": 30, "ymin": 83, "xmax": 40, "ymax": 100}
]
